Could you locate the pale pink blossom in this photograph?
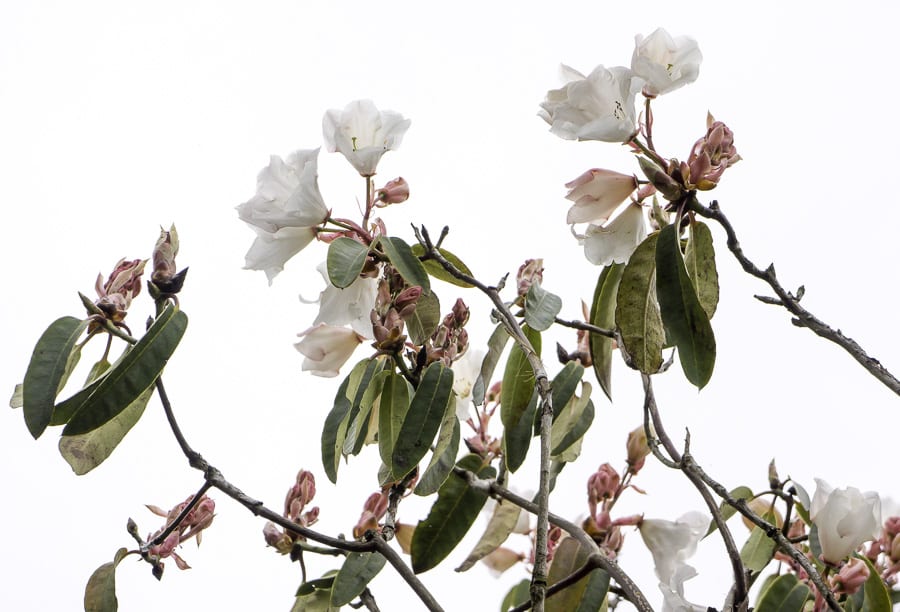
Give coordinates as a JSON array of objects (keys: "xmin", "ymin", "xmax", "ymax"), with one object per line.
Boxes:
[
  {"xmin": 565, "ymin": 169, "xmax": 638, "ymax": 224},
  {"xmin": 295, "ymin": 324, "xmax": 364, "ymax": 377}
]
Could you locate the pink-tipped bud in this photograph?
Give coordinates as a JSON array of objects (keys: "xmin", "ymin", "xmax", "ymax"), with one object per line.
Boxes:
[
  {"xmin": 833, "ymin": 557, "xmax": 870, "ymax": 595},
  {"xmin": 376, "ymin": 177, "xmax": 410, "ymax": 205},
  {"xmin": 683, "ymin": 113, "xmax": 741, "ymax": 190},
  {"xmin": 587, "ymin": 463, "xmax": 621, "ymax": 517}
]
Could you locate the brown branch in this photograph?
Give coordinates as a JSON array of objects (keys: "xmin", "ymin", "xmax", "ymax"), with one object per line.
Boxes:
[
  {"xmin": 553, "ymin": 316, "xmax": 616, "ymax": 339},
  {"xmin": 692, "ymin": 199, "xmax": 900, "ymax": 396}
]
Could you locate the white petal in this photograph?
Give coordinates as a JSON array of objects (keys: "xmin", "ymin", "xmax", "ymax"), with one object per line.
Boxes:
[
  {"xmin": 582, "ymin": 203, "xmax": 647, "ymax": 266},
  {"xmin": 243, "ymin": 227, "xmax": 317, "ymax": 284}
]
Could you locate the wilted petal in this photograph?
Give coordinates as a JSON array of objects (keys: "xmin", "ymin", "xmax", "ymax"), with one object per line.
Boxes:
[
  {"xmin": 581, "ymin": 203, "xmax": 648, "ymax": 266},
  {"xmin": 295, "ymin": 324, "xmax": 364, "ymax": 377}
]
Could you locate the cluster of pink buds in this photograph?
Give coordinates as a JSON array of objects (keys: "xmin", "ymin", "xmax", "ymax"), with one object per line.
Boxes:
[
  {"xmin": 263, "ymin": 470, "xmax": 320, "ymax": 555},
  {"xmin": 92, "ymin": 258, "xmax": 146, "ymax": 327},
  {"xmin": 865, "ymin": 514, "xmax": 900, "ymax": 585},
  {"xmin": 353, "ymin": 490, "xmax": 390, "ymax": 539},
  {"xmin": 375, "ymin": 177, "xmax": 410, "ymax": 207},
  {"xmin": 145, "ymin": 493, "xmax": 216, "ymax": 571},
  {"xmin": 464, "ymin": 381, "xmax": 502, "ymax": 460},
  {"xmin": 583, "ymin": 462, "xmax": 642, "ymax": 557},
  {"xmin": 371, "ymin": 266, "xmax": 422, "ymax": 353},
  {"xmin": 424, "ymin": 298, "xmax": 470, "ymax": 365},
  {"xmin": 680, "ymin": 113, "xmax": 741, "ymax": 191}
]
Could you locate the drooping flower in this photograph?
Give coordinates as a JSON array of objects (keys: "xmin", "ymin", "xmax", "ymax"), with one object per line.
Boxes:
[
  {"xmin": 237, "ymin": 149, "xmax": 329, "ymax": 283},
  {"xmin": 376, "ymin": 177, "xmax": 410, "ymax": 206},
  {"xmin": 810, "ymin": 478, "xmax": 881, "ymax": 565},
  {"xmin": 451, "ymin": 349, "xmax": 485, "ymax": 421},
  {"xmin": 565, "ymin": 169, "xmax": 638, "ymax": 224},
  {"xmin": 323, "ymin": 100, "xmax": 411, "ymax": 177},
  {"xmin": 539, "ymin": 64, "xmax": 640, "ymax": 143},
  {"xmin": 295, "ymin": 324, "xmax": 364, "ymax": 377},
  {"xmin": 309, "ymin": 262, "xmax": 377, "ymax": 338},
  {"xmin": 631, "ymin": 28, "xmax": 702, "ymax": 97},
  {"xmin": 580, "ymin": 202, "xmax": 648, "ymax": 266},
  {"xmin": 639, "ymin": 511, "xmax": 708, "ymax": 612}
]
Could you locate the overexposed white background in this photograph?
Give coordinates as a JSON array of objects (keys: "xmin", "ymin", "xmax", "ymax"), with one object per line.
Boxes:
[{"xmin": 2, "ymin": 2, "xmax": 899, "ymax": 610}]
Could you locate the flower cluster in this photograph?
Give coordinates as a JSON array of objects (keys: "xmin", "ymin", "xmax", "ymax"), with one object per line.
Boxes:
[
  {"xmin": 145, "ymin": 494, "xmax": 216, "ymax": 571},
  {"xmin": 263, "ymin": 469, "xmax": 320, "ymax": 555}
]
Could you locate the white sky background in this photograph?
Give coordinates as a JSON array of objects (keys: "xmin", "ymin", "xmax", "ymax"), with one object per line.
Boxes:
[{"xmin": 2, "ymin": 1, "xmax": 899, "ymax": 610}]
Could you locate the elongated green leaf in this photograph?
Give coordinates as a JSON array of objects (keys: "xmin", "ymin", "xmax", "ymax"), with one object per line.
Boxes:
[
  {"xmin": 705, "ymin": 486, "xmax": 754, "ymax": 537},
  {"xmin": 501, "ymin": 579, "xmax": 531, "ymax": 611},
  {"xmin": 589, "ymin": 264, "xmax": 624, "ymax": 400},
  {"xmin": 23, "ymin": 316, "xmax": 89, "ymax": 438},
  {"xmin": 63, "ymin": 307, "xmax": 187, "ymax": 436},
  {"xmin": 616, "ymin": 232, "xmax": 664, "ymax": 375},
  {"xmin": 10, "ymin": 384, "xmax": 23, "ymax": 409},
  {"xmin": 500, "ymin": 325, "xmax": 541, "ymax": 431},
  {"xmin": 52, "ymin": 351, "xmax": 130, "ymax": 426},
  {"xmin": 755, "ymin": 573, "xmax": 811, "ymax": 612},
  {"xmin": 503, "ymin": 389, "xmax": 538, "ymax": 473},
  {"xmin": 411, "ymin": 243, "xmax": 475, "ymax": 288},
  {"xmin": 392, "ymin": 362, "xmax": 454, "ymax": 479},
  {"xmin": 339, "ymin": 358, "xmax": 385, "ymax": 456},
  {"xmin": 546, "ymin": 537, "xmax": 610, "ymax": 612},
  {"xmin": 59, "ymin": 386, "xmax": 153, "ymax": 475},
  {"xmin": 345, "ymin": 368, "xmax": 388, "ymax": 456},
  {"xmin": 415, "ymin": 403, "xmax": 461, "ymax": 496},
  {"xmin": 296, "ymin": 573, "xmax": 337, "ymax": 596},
  {"xmin": 407, "ymin": 289, "xmax": 441, "ymax": 345},
  {"xmin": 326, "ymin": 237, "xmax": 369, "ymax": 289},
  {"xmin": 330, "ymin": 552, "xmax": 386, "ymax": 607},
  {"xmin": 656, "ymin": 224, "xmax": 716, "ymax": 389},
  {"xmin": 456, "ymin": 499, "xmax": 522, "ymax": 572},
  {"xmin": 84, "ymin": 548, "xmax": 129, "ymax": 612},
  {"xmin": 524, "ymin": 283, "xmax": 563, "ymax": 332},
  {"xmin": 550, "ymin": 361, "xmax": 584, "ymax": 422},
  {"xmin": 411, "ymin": 454, "xmax": 496, "ymax": 573},
  {"xmin": 550, "ymin": 383, "xmax": 594, "ymax": 458},
  {"xmin": 684, "ymin": 220, "xmax": 719, "ymax": 319},
  {"xmin": 740, "ymin": 511, "xmax": 777, "ymax": 572},
  {"xmin": 473, "ymin": 324, "xmax": 509, "ymax": 406},
  {"xmin": 379, "ymin": 236, "xmax": 431, "ymax": 293},
  {"xmin": 378, "ymin": 371, "xmax": 411, "ymax": 466},
  {"xmin": 322, "ymin": 376, "xmax": 352, "ymax": 483}
]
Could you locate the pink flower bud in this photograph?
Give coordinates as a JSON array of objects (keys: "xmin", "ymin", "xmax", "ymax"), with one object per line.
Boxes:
[
  {"xmin": 376, "ymin": 177, "xmax": 410, "ymax": 205},
  {"xmin": 516, "ymin": 259, "xmax": 544, "ymax": 297},
  {"xmin": 833, "ymin": 557, "xmax": 869, "ymax": 596},
  {"xmin": 625, "ymin": 425, "xmax": 651, "ymax": 473},
  {"xmin": 682, "ymin": 113, "xmax": 741, "ymax": 190},
  {"xmin": 93, "ymin": 258, "xmax": 147, "ymax": 322}
]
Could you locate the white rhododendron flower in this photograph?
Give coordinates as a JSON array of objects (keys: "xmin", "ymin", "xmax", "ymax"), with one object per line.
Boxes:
[
  {"xmin": 451, "ymin": 349, "xmax": 484, "ymax": 421},
  {"xmin": 810, "ymin": 478, "xmax": 881, "ymax": 565},
  {"xmin": 323, "ymin": 100, "xmax": 411, "ymax": 177},
  {"xmin": 308, "ymin": 262, "xmax": 377, "ymax": 338},
  {"xmin": 237, "ymin": 149, "xmax": 329, "ymax": 283},
  {"xmin": 295, "ymin": 324, "xmax": 364, "ymax": 378},
  {"xmin": 631, "ymin": 28, "xmax": 702, "ymax": 97},
  {"xmin": 565, "ymin": 168, "xmax": 638, "ymax": 225},
  {"xmin": 580, "ymin": 202, "xmax": 648, "ymax": 266},
  {"xmin": 539, "ymin": 64, "xmax": 640, "ymax": 143},
  {"xmin": 639, "ymin": 511, "xmax": 708, "ymax": 612}
]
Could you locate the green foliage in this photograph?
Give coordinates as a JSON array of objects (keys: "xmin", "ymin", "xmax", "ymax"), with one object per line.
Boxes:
[
  {"xmin": 391, "ymin": 362, "xmax": 454, "ymax": 479},
  {"xmin": 415, "ymin": 404, "xmax": 461, "ymax": 496},
  {"xmin": 842, "ymin": 555, "xmax": 891, "ymax": 612},
  {"xmin": 549, "ymin": 361, "xmax": 584, "ymax": 421},
  {"xmin": 546, "ymin": 537, "xmax": 610, "ymax": 612},
  {"xmin": 500, "ymin": 325, "xmax": 541, "ymax": 431},
  {"xmin": 63, "ymin": 305, "xmax": 188, "ymax": 435},
  {"xmin": 411, "ymin": 243, "xmax": 475, "ymax": 288},
  {"xmin": 655, "ymin": 223, "xmax": 716, "ymax": 388},
  {"xmin": 524, "ymin": 282, "xmax": 563, "ymax": 332},
  {"xmin": 755, "ymin": 573, "xmax": 811, "ymax": 612},
  {"xmin": 550, "ymin": 382, "xmax": 594, "ymax": 459},
  {"xmin": 83, "ymin": 548, "xmax": 129, "ymax": 612},
  {"xmin": 22, "ymin": 316, "xmax": 89, "ymax": 438},
  {"xmin": 473, "ymin": 324, "xmax": 509, "ymax": 406},
  {"xmin": 740, "ymin": 511, "xmax": 778, "ymax": 572},
  {"xmin": 378, "ymin": 236, "xmax": 431, "ymax": 294},
  {"xmin": 407, "ymin": 290, "xmax": 441, "ymax": 345},
  {"xmin": 411, "ymin": 454, "xmax": 496, "ymax": 574},
  {"xmin": 330, "ymin": 552, "xmax": 386, "ymax": 607},
  {"xmin": 588, "ymin": 263, "xmax": 624, "ymax": 400},
  {"xmin": 293, "ymin": 572, "xmax": 339, "ymax": 612},
  {"xmin": 326, "ymin": 237, "xmax": 369, "ymax": 288},
  {"xmin": 616, "ymin": 232, "xmax": 664, "ymax": 374},
  {"xmin": 684, "ymin": 220, "xmax": 719, "ymax": 319},
  {"xmin": 503, "ymin": 389, "xmax": 538, "ymax": 473},
  {"xmin": 705, "ymin": 486, "xmax": 753, "ymax": 537},
  {"xmin": 456, "ymin": 498, "xmax": 523, "ymax": 572},
  {"xmin": 500, "ymin": 579, "xmax": 531, "ymax": 611},
  {"xmin": 377, "ymin": 371, "xmax": 411, "ymax": 467}
]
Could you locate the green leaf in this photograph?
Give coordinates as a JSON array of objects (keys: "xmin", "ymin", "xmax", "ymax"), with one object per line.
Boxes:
[
  {"xmin": 456, "ymin": 498, "xmax": 523, "ymax": 572},
  {"xmin": 503, "ymin": 389, "xmax": 538, "ymax": 473},
  {"xmin": 740, "ymin": 511, "xmax": 778, "ymax": 572},
  {"xmin": 344, "ymin": 367, "xmax": 388, "ymax": 457},
  {"xmin": 473, "ymin": 324, "xmax": 509, "ymax": 406},
  {"xmin": 656, "ymin": 223, "xmax": 716, "ymax": 389},
  {"xmin": 330, "ymin": 552, "xmax": 386, "ymax": 607},
  {"xmin": 705, "ymin": 486, "xmax": 754, "ymax": 537},
  {"xmin": 59, "ymin": 385, "xmax": 153, "ymax": 475},
  {"xmin": 406, "ymin": 289, "xmax": 441, "ymax": 345},
  {"xmin": 411, "ymin": 243, "xmax": 475, "ymax": 288},
  {"xmin": 524, "ymin": 282, "xmax": 563, "ymax": 332},
  {"xmin": 296, "ymin": 573, "xmax": 337, "ymax": 596},
  {"xmin": 550, "ymin": 362, "xmax": 584, "ymax": 422},
  {"xmin": 500, "ymin": 325, "xmax": 541, "ymax": 431},
  {"xmin": 326, "ymin": 237, "xmax": 369, "ymax": 289},
  {"xmin": 321, "ymin": 376, "xmax": 353, "ymax": 484},
  {"xmin": 500, "ymin": 579, "xmax": 531, "ymax": 611},
  {"xmin": 391, "ymin": 362, "xmax": 454, "ymax": 479},
  {"xmin": 84, "ymin": 548, "xmax": 129, "ymax": 612},
  {"xmin": 755, "ymin": 573, "xmax": 811, "ymax": 612},
  {"xmin": 616, "ymin": 232, "xmax": 665, "ymax": 375},
  {"xmin": 684, "ymin": 220, "xmax": 719, "ymax": 319},
  {"xmin": 546, "ymin": 537, "xmax": 610, "ymax": 612},
  {"xmin": 378, "ymin": 371, "xmax": 411, "ymax": 467},
  {"xmin": 63, "ymin": 306, "xmax": 187, "ymax": 435},
  {"xmin": 9, "ymin": 384, "xmax": 23, "ymax": 409},
  {"xmin": 589, "ymin": 263, "xmax": 624, "ymax": 400},
  {"xmin": 23, "ymin": 316, "xmax": 89, "ymax": 438},
  {"xmin": 415, "ymin": 404, "xmax": 461, "ymax": 496},
  {"xmin": 411, "ymin": 454, "xmax": 496, "ymax": 573},
  {"xmin": 379, "ymin": 236, "xmax": 431, "ymax": 294},
  {"xmin": 550, "ymin": 383, "xmax": 594, "ymax": 458}
]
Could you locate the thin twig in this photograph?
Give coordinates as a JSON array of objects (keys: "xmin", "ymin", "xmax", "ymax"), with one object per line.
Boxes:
[{"xmin": 553, "ymin": 317, "xmax": 616, "ymax": 338}]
